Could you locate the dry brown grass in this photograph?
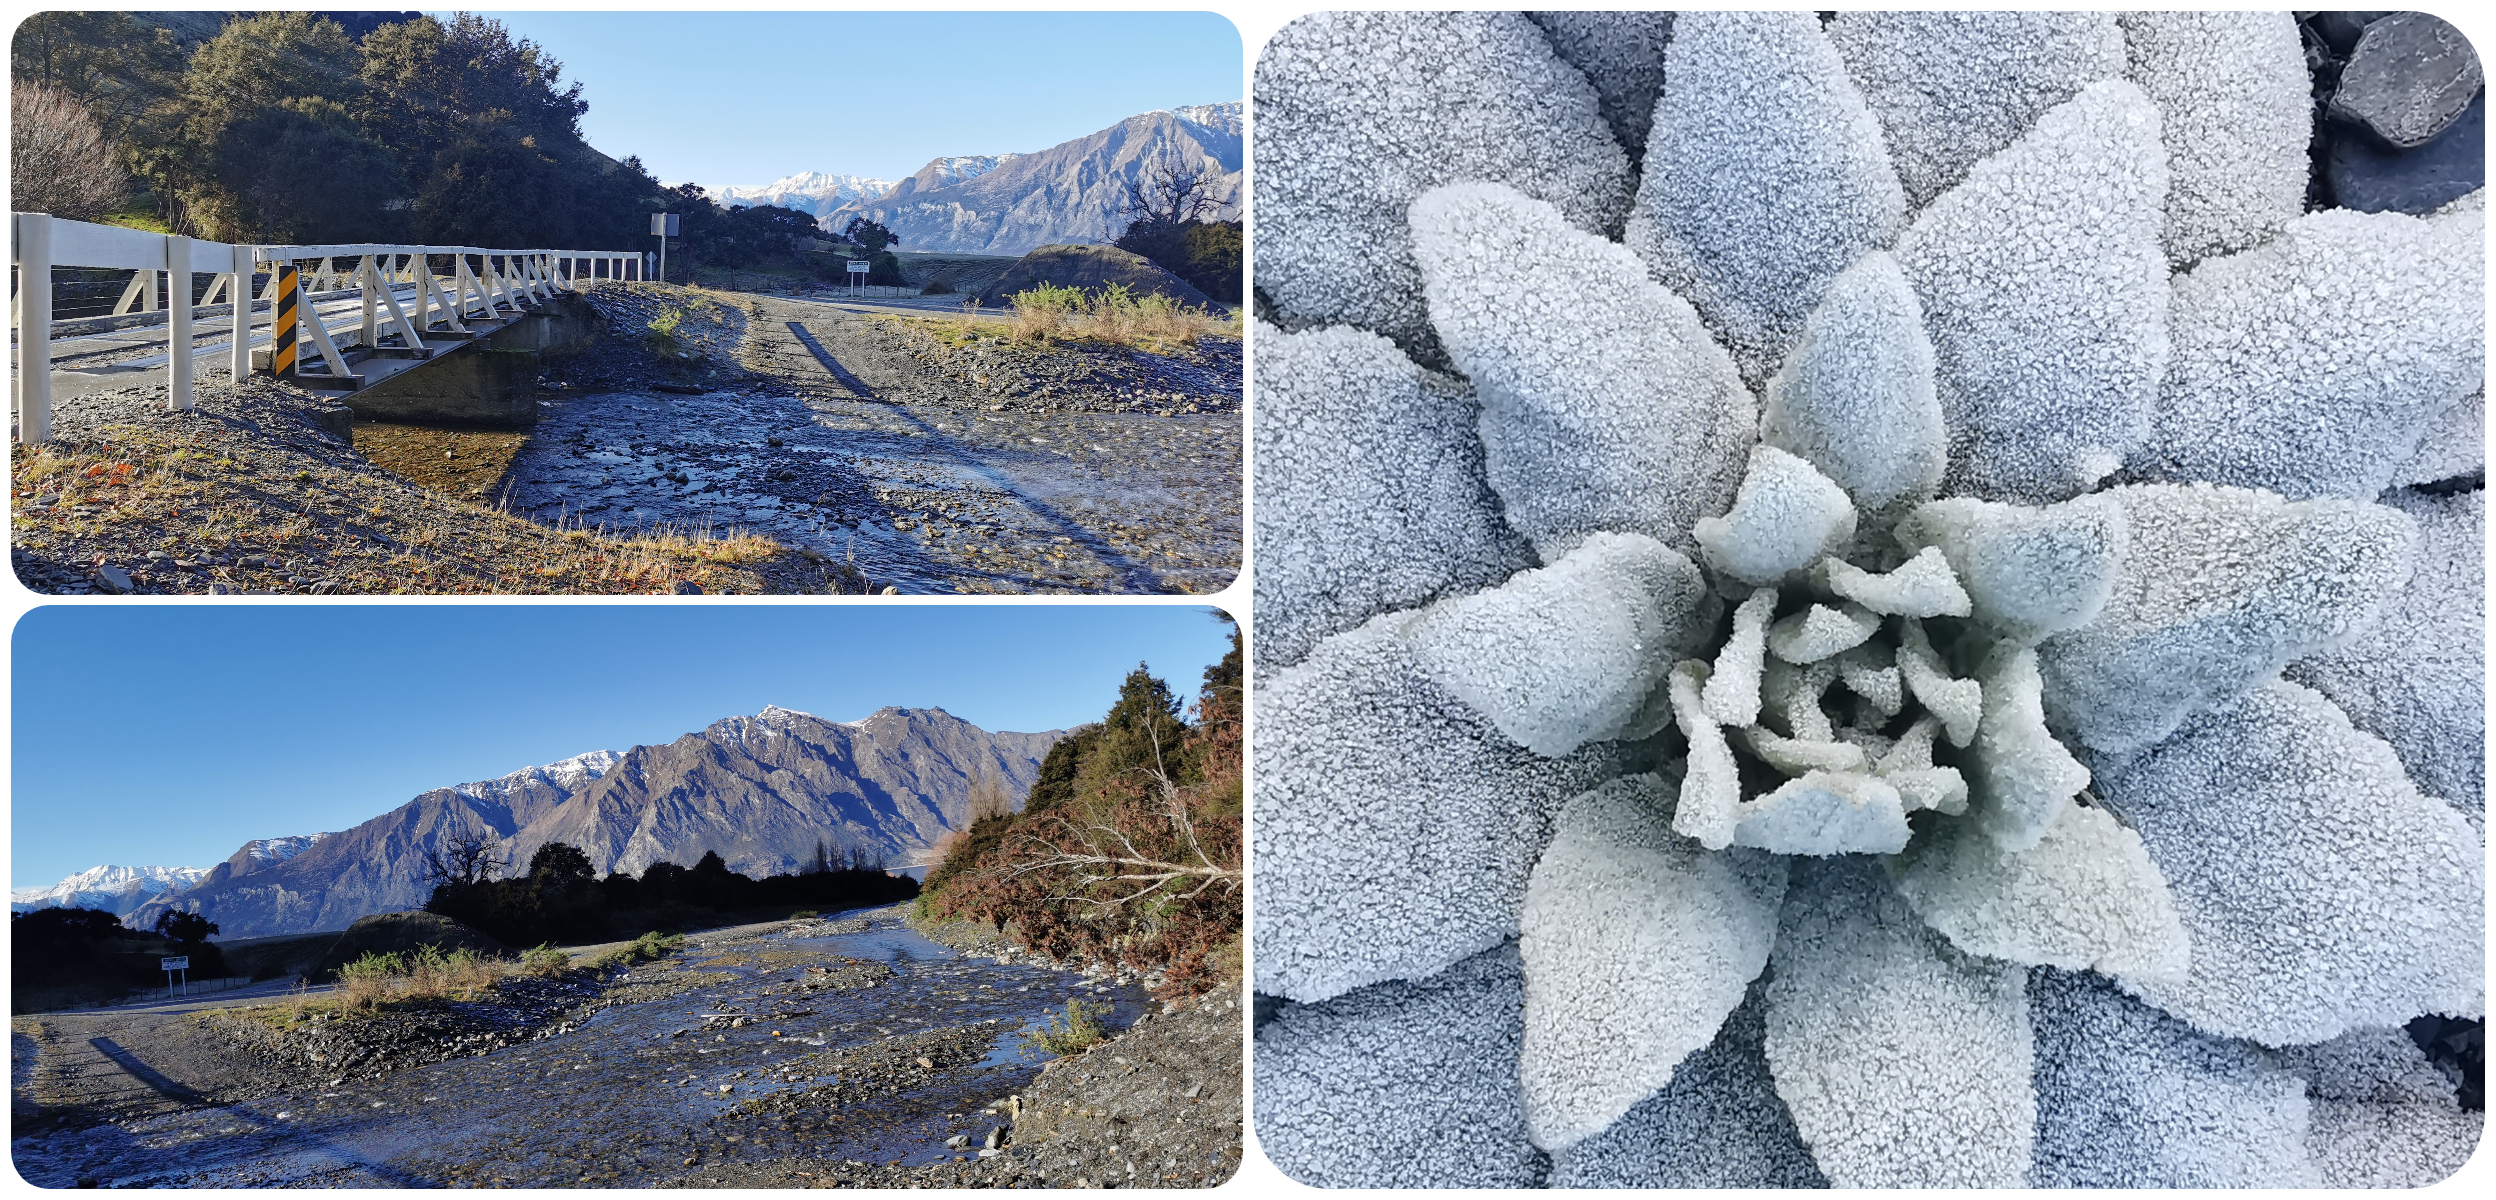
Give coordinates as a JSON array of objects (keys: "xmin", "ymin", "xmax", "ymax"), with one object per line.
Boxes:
[{"xmin": 1003, "ymin": 284, "xmax": 1239, "ymax": 351}]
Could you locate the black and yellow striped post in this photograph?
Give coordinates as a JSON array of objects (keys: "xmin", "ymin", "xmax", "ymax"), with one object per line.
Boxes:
[{"xmin": 271, "ymin": 261, "xmax": 300, "ymax": 378}]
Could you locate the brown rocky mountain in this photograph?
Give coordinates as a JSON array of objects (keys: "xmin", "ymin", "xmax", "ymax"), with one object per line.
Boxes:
[{"xmin": 130, "ymin": 707, "xmax": 1061, "ymax": 938}]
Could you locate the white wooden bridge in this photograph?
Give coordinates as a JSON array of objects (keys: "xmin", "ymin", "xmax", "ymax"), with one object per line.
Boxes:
[{"xmin": 11, "ymin": 212, "xmax": 644, "ymax": 443}]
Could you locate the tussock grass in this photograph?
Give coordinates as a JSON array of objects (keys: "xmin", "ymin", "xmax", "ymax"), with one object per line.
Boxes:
[
  {"xmin": 1005, "ymin": 283, "xmax": 1236, "ymax": 350},
  {"xmin": 586, "ymin": 930, "xmax": 688, "ymax": 970}
]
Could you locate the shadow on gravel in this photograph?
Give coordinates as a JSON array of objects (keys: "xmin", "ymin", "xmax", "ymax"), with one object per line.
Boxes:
[
  {"xmin": 783, "ymin": 321, "xmax": 1167, "ymax": 592},
  {"xmin": 85, "ymin": 1038, "xmax": 203, "ymax": 1103}
]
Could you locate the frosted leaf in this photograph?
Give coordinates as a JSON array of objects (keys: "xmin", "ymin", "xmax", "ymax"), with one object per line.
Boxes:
[
  {"xmin": 1821, "ymin": 546, "xmax": 1970, "ymax": 618},
  {"xmin": 1762, "ymin": 656, "xmax": 1840, "ymax": 743},
  {"xmin": 1254, "ymin": 614, "xmax": 1623, "ymax": 1002},
  {"xmin": 2134, "ymin": 207, "xmax": 2485, "ymax": 499},
  {"xmin": 1766, "ymin": 603, "xmax": 1879, "ymax": 665},
  {"xmin": 1700, "ymin": 587, "xmax": 1779, "ymax": 726},
  {"xmin": 1894, "ymin": 493, "xmax": 2127, "ymax": 642},
  {"xmin": 1625, "ymin": 10, "xmax": 1908, "ymax": 386},
  {"xmin": 1548, "ymin": 977, "xmax": 1829, "ymax": 1188},
  {"xmin": 1518, "ymin": 776, "xmax": 1787, "ymax": 1151},
  {"xmin": 1256, "ymin": 945, "xmax": 1545, "ymax": 1187},
  {"xmin": 2288, "ymin": 488, "xmax": 2484, "ymax": 812},
  {"xmin": 1896, "ymin": 619, "xmax": 1981, "ymax": 746},
  {"xmin": 1528, "ymin": 11, "xmax": 1674, "ymax": 164},
  {"xmin": 1252, "ymin": 322, "xmax": 1536, "ymax": 671},
  {"xmin": 1668, "ymin": 660, "xmax": 1740, "ymax": 852},
  {"xmin": 2386, "ymin": 388, "xmax": 2484, "ymax": 490},
  {"xmin": 1878, "ymin": 715, "xmax": 1969, "ymax": 815},
  {"xmin": 1892, "ymin": 797, "xmax": 2187, "ymax": 983},
  {"xmin": 1730, "ymin": 770, "xmax": 1910, "ymax": 857},
  {"xmin": 1404, "ymin": 532, "xmax": 1709, "ymax": 757},
  {"xmin": 1411, "ymin": 182, "xmax": 1756, "ymax": 560},
  {"xmin": 2116, "ymin": 11, "xmax": 2310, "ymax": 269},
  {"xmin": 1740, "ymin": 726, "xmax": 1867, "ymax": 776},
  {"xmin": 1966, "ymin": 644, "xmax": 2088, "ymax": 852},
  {"xmin": 1892, "ymin": 80, "xmax": 2170, "ymax": 504},
  {"xmin": 2036, "ymin": 483, "xmax": 2417, "ymax": 758},
  {"xmin": 1833, "ymin": 641, "xmax": 1903, "ymax": 716},
  {"xmin": 2102, "ymin": 680, "xmax": 2485, "ymax": 1046},
  {"xmin": 1761, "ymin": 250, "xmax": 1946, "ymax": 515},
  {"xmin": 1763, "ymin": 857, "xmax": 2036, "ymax": 1187},
  {"xmin": 1827, "ymin": 10, "xmax": 2126, "ymax": 209},
  {"xmin": 2029, "ymin": 968, "xmax": 2314, "ymax": 1188},
  {"xmin": 1253, "ymin": 11, "xmax": 1632, "ymax": 367},
  {"xmin": 1693, "ymin": 447, "xmax": 1858, "ymax": 587},
  {"xmin": 2282, "ymin": 1027, "xmax": 2485, "ymax": 1188}
]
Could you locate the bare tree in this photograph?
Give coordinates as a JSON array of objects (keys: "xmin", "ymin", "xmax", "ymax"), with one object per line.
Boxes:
[
  {"xmin": 966, "ymin": 768, "xmax": 1017, "ymax": 823},
  {"xmin": 1002, "ymin": 742, "xmax": 1241, "ymax": 910},
  {"xmin": 1117, "ymin": 150, "xmax": 1225, "ymax": 230},
  {"xmin": 421, "ymin": 827, "xmax": 511, "ymax": 888},
  {"xmin": 12, "ymin": 81, "xmax": 128, "ymax": 222}
]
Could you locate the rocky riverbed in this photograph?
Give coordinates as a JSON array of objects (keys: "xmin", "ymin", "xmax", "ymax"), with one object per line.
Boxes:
[{"xmin": 7, "ymin": 905, "xmax": 1240, "ymax": 1188}]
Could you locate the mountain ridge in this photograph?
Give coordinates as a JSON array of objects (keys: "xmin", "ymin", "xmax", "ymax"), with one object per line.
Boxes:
[{"xmin": 12, "ymin": 865, "xmax": 211, "ymax": 919}]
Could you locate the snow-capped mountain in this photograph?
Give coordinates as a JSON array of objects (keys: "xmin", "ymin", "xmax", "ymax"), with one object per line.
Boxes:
[
  {"xmin": 11, "ymin": 864, "xmax": 210, "ymax": 917},
  {"xmin": 453, "ymin": 749, "xmax": 623, "ymax": 802},
  {"xmin": 240, "ymin": 834, "xmax": 328, "ymax": 865},
  {"xmin": 703, "ymin": 171, "xmax": 896, "ymax": 220}
]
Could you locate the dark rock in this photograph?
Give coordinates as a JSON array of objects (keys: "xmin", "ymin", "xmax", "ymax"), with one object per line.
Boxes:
[
  {"xmin": 2331, "ymin": 12, "xmax": 2484, "ymax": 148},
  {"xmin": 94, "ymin": 564, "xmax": 133, "ymax": 593},
  {"xmin": 2311, "ymin": 10, "xmax": 2392, "ymax": 56},
  {"xmin": 2329, "ymin": 90, "xmax": 2486, "ymax": 213}
]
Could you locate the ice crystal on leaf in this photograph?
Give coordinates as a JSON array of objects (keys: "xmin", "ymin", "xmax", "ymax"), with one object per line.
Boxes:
[{"xmin": 1253, "ymin": 8, "xmax": 2485, "ymax": 1190}]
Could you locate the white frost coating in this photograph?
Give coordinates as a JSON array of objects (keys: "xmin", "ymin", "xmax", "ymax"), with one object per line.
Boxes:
[
  {"xmin": 1669, "ymin": 660, "xmax": 1741, "ymax": 852},
  {"xmin": 1822, "ymin": 547, "xmax": 1970, "ymax": 618},
  {"xmin": 1527, "ymin": 11, "xmax": 1675, "ymax": 164},
  {"xmin": 1761, "ymin": 249, "xmax": 1946, "ymax": 514},
  {"xmin": 1518, "ymin": 776, "xmax": 1787, "ymax": 1151},
  {"xmin": 2036, "ymin": 483, "xmax": 2418, "ymax": 758},
  {"xmin": 1625, "ymin": 10, "xmax": 1908, "ymax": 385},
  {"xmin": 1253, "ymin": 614, "xmax": 1624, "ymax": 1003},
  {"xmin": 1701, "ymin": 587, "xmax": 1779, "ymax": 726},
  {"xmin": 1548, "ymin": 980, "xmax": 1829, "ymax": 1188},
  {"xmin": 1255, "ymin": 944, "xmax": 1546, "ymax": 1188},
  {"xmin": 2387, "ymin": 388, "xmax": 2484, "ymax": 490},
  {"xmin": 1693, "ymin": 446, "xmax": 1859, "ymax": 587},
  {"xmin": 1403, "ymin": 532, "xmax": 1708, "ymax": 758},
  {"xmin": 1252, "ymin": 322, "xmax": 1536, "ymax": 671},
  {"xmin": 1892, "ymin": 80, "xmax": 2170, "ymax": 504},
  {"xmin": 2282, "ymin": 1027, "xmax": 2486, "ymax": 1188},
  {"xmin": 1763, "ymin": 857, "xmax": 2036, "ymax": 1187},
  {"xmin": 1833, "ymin": 641, "xmax": 1903, "ymax": 715},
  {"xmin": 1967, "ymin": 644, "xmax": 2088, "ymax": 852},
  {"xmin": 1730, "ymin": 770, "xmax": 1911, "ymax": 857},
  {"xmin": 1740, "ymin": 726, "xmax": 1867, "ymax": 776},
  {"xmin": 2103, "ymin": 680, "xmax": 2486, "ymax": 1047},
  {"xmin": 1253, "ymin": 11, "xmax": 1632, "ymax": 366},
  {"xmin": 1894, "ymin": 494, "xmax": 2127, "ymax": 642},
  {"xmin": 1762, "ymin": 656, "xmax": 1840, "ymax": 743},
  {"xmin": 1896, "ymin": 619, "xmax": 1981, "ymax": 746},
  {"xmin": 1411, "ymin": 182, "xmax": 1755, "ymax": 560},
  {"xmin": 2029, "ymin": 968, "xmax": 2314, "ymax": 1188},
  {"xmin": 1877, "ymin": 716, "xmax": 1970, "ymax": 815},
  {"xmin": 2136, "ymin": 207, "xmax": 2486, "ymax": 499},
  {"xmin": 1891, "ymin": 798, "xmax": 2187, "ymax": 984},
  {"xmin": 2116, "ymin": 11, "xmax": 2310, "ymax": 269},
  {"xmin": 1827, "ymin": 10, "xmax": 2124, "ymax": 208},
  {"xmin": 2289, "ymin": 488, "xmax": 2484, "ymax": 812},
  {"xmin": 1765, "ymin": 602, "xmax": 1879, "ymax": 665}
]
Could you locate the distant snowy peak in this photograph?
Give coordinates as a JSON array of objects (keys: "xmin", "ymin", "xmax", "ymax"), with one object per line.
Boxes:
[
  {"xmin": 1169, "ymin": 101, "xmax": 1243, "ymax": 135},
  {"xmin": 11, "ymin": 864, "xmax": 209, "ymax": 912},
  {"xmin": 916, "ymin": 155, "xmax": 1018, "ymax": 189},
  {"xmin": 706, "ymin": 172, "xmax": 897, "ymax": 219},
  {"xmin": 244, "ymin": 834, "xmax": 329, "ymax": 864},
  {"xmin": 454, "ymin": 749, "xmax": 624, "ymax": 800}
]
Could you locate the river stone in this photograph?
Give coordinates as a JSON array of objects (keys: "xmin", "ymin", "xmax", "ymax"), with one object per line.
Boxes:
[
  {"xmin": 2329, "ymin": 91, "xmax": 2487, "ymax": 215},
  {"xmin": 2330, "ymin": 12, "xmax": 2484, "ymax": 149}
]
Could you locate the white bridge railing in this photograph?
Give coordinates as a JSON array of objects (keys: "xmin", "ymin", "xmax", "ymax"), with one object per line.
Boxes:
[{"xmin": 11, "ymin": 211, "xmax": 642, "ymax": 443}]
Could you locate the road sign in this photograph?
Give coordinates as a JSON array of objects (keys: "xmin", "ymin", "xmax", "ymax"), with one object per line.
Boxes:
[
  {"xmin": 160, "ymin": 956, "xmax": 189, "ymax": 971},
  {"xmin": 846, "ymin": 260, "xmax": 869, "ymax": 274},
  {"xmin": 650, "ymin": 213, "xmax": 680, "ymax": 237}
]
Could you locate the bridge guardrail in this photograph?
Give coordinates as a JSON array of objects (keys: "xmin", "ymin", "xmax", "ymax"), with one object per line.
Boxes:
[{"xmin": 12, "ymin": 211, "xmax": 640, "ymax": 444}]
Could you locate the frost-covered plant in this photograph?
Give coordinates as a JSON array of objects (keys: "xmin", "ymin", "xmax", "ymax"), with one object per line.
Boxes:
[{"xmin": 1252, "ymin": 10, "xmax": 2484, "ymax": 1190}]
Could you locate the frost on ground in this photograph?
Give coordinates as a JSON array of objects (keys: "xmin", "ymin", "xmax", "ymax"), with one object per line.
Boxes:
[{"xmin": 1251, "ymin": 8, "xmax": 2485, "ymax": 1191}]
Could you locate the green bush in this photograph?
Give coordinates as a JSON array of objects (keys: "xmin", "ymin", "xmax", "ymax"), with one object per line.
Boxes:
[
  {"xmin": 521, "ymin": 944, "xmax": 570, "ymax": 976},
  {"xmin": 1029, "ymin": 998, "xmax": 1113, "ymax": 1056}
]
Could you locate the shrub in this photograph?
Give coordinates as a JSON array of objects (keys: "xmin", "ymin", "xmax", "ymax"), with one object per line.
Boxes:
[
  {"xmin": 521, "ymin": 944, "xmax": 570, "ymax": 976},
  {"xmin": 1029, "ymin": 999, "xmax": 1113, "ymax": 1056}
]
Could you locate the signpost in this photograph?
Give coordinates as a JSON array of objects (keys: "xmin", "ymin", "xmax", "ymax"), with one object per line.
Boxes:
[
  {"xmin": 847, "ymin": 258, "xmax": 869, "ymax": 295},
  {"xmin": 161, "ymin": 955, "xmax": 190, "ymax": 999},
  {"xmin": 651, "ymin": 213, "xmax": 679, "ymax": 283}
]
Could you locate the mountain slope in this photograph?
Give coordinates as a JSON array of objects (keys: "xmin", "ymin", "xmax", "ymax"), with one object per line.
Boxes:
[
  {"xmin": 11, "ymin": 865, "xmax": 210, "ymax": 919},
  {"xmin": 821, "ymin": 103, "xmax": 1243, "ymax": 255},
  {"xmin": 706, "ymin": 171, "xmax": 898, "ymax": 219},
  {"xmin": 127, "ymin": 707, "xmax": 1060, "ymax": 939}
]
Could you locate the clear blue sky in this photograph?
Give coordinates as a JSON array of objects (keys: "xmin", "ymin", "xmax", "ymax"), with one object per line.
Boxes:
[
  {"xmin": 464, "ymin": 10, "xmax": 1243, "ymax": 186},
  {"xmin": 10, "ymin": 604, "xmax": 1235, "ymax": 887}
]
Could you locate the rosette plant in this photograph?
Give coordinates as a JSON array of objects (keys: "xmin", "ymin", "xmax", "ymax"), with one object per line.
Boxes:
[{"xmin": 1250, "ymin": 10, "xmax": 2485, "ymax": 1189}]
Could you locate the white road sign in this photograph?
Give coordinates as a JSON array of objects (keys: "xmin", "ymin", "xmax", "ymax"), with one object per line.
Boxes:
[
  {"xmin": 847, "ymin": 260, "xmax": 870, "ymax": 274},
  {"xmin": 160, "ymin": 956, "xmax": 189, "ymax": 971}
]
